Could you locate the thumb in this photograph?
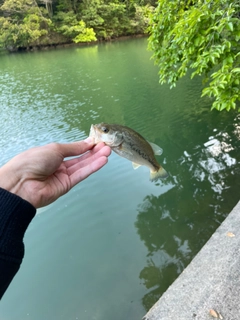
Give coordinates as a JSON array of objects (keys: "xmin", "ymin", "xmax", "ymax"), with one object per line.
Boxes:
[{"xmin": 56, "ymin": 138, "xmax": 94, "ymax": 158}]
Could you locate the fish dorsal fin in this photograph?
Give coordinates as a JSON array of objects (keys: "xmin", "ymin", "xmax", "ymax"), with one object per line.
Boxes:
[
  {"xmin": 148, "ymin": 142, "xmax": 163, "ymax": 155},
  {"xmin": 132, "ymin": 162, "xmax": 141, "ymax": 170}
]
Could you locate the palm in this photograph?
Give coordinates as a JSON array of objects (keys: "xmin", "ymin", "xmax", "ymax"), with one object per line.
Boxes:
[{"xmin": 24, "ymin": 162, "xmax": 72, "ymax": 208}]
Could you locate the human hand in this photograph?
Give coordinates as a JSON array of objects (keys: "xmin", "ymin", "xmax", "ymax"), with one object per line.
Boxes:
[{"xmin": 0, "ymin": 138, "xmax": 111, "ymax": 208}]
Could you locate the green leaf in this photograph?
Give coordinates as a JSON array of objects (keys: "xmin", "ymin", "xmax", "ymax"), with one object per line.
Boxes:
[
  {"xmin": 148, "ymin": 0, "xmax": 240, "ymax": 111},
  {"xmin": 227, "ymin": 22, "xmax": 233, "ymax": 32},
  {"xmin": 232, "ymin": 68, "xmax": 240, "ymax": 73}
]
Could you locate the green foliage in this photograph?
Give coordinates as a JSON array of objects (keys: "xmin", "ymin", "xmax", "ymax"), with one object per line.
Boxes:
[
  {"xmin": 97, "ymin": 2, "xmax": 129, "ymax": 38},
  {"xmin": 79, "ymin": 0, "xmax": 128, "ymax": 39},
  {"xmin": 148, "ymin": 0, "xmax": 240, "ymax": 111},
  {"xmin": 1, "ymin": 0, "xmax": 34, "ymax": 15},
  {"xmin": 56, "ymin": 0, "xmax": 80, "ymax": 13},
  {"xmin": 0, "ymin": 0, "xmax": 155, "ymax": 50},
  {"xmin": 130, "ymin": 4, "xmax": 153, "ymax": 34},
  {"xmin": 0, "ymin": 0, "xmax": 50, "ymax": 50},
  {"xmin": 53, "ymin": 11, "xmax": 96, "ymax": 42},
  {"xmin": 79, "ymin": 0, "xmax": 104, "ymax": 32},
  {"xmin": 80, "ymin": 0, "xmax": 152, "ymax": 40}
]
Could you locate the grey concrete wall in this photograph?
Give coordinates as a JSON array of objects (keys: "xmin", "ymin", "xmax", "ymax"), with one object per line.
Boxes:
[{"xmin": 143, "ymin": 201, "xmax": 240, "ymax": 320}]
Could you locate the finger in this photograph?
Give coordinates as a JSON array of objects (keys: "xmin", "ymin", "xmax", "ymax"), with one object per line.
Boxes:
[
  {"xmin": 64, "ymin": 143, "xmax": 110, "ymax": 168},
  {"xmin": 54, "ymin": 138, "xmax": 95, "ymax": 159},
  {"xmin": 69, "ymin": 156, "xmax": 109, "ymax": 187},
  {"xmin": 66, "ymin": 145, "xmax": 111, "ymax": 175}
]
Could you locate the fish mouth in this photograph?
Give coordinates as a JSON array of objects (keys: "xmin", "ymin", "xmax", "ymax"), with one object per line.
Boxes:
[
  {"xmin": 89, "ymin": 124, "xmax": 96, "ymax": 139},
  {"xmin": 91, "ymin": 124, "xmax": 98, "ymax": 131},
  {"xmin": 90, "ymin": 124, "xmax": 97, "ymax": 132},
  {"xmin": 91, "ymin": 124, "xmax": 102, "ymax": 134},
  {"xmin": 89, "ymin": 124, "xmax": 101, "ymax": 143}
]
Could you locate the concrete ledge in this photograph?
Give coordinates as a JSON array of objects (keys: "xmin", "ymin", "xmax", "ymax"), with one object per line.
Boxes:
[{"xmin": 143, "ymin": 201, "xmax": 240, "ymax": 320}]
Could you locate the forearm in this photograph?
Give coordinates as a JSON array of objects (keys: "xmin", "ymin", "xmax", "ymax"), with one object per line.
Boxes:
[{"xmin": 0, "ymin": 188, "xmax": 36, "ymax": 299}]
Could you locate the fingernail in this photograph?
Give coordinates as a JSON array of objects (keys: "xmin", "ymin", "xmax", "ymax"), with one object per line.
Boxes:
[{"xmin": 84, "ymin": 137, "xmax": 93, "ymax": 144}]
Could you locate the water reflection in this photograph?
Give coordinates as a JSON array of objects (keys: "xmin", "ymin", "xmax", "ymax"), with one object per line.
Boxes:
[{"xmin": 135, "ymin": 113, "xmax": 240, "ymax": 311}]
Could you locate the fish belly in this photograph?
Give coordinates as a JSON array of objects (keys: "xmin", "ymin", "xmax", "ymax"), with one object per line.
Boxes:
[{"xmin": 112, "ymin": 145, "xmax": 156, "ymax": 170}]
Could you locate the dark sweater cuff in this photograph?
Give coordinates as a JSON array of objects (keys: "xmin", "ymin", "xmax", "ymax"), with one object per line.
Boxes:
[{"xmin": 0, "ymin": 188, "xmax": 36, "ymax": 264}]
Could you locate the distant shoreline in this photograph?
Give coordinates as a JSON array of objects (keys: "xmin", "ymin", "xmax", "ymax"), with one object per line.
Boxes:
[{"xmin": 7, "ymin": 34, "xmax": 148, "ymax": 54}]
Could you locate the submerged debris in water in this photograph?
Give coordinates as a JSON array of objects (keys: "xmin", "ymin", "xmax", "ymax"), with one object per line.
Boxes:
[{"xmin": 227, "ymin": 232, "xmax": 235, "ymax": 237}]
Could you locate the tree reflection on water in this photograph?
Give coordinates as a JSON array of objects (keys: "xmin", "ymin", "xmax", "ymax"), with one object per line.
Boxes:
[{"xmin": 135, "ymin": 114, "xmax": 240, "ymax": 311}]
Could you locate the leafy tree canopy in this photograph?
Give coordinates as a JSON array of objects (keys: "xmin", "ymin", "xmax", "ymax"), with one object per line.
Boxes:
[
  {"xmin": 148, "ymin": 0, "xmax": 240, "ymax": 111},
  {"xmin": 0, "ymin": 0, "xmax": 51, "ymax": 50},
  {"xmin": 53, "ymin": 11, "xmax": 96, "ymax": 42},
  {"xmin": 0, "ymin": 0, "xmax": 154, "ymax": 51}
]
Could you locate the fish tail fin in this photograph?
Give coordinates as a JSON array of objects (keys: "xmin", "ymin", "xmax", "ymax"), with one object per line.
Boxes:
[{"xmin": 150, "ymin": 166, "xmax": 168, "ymax": 181}]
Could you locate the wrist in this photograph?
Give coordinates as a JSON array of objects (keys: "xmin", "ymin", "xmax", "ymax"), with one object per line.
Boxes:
[
  {"xmin": 0, "ymin": 165, "xmax": 16, "ymax": 191},
  {"xmin": 0, "ymin": 163, "xmax": 25, "ymax": 201}
]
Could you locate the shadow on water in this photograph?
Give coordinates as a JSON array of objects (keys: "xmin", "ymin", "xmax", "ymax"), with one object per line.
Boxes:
[{"xmin": 135, "ymin": 113, "xmax": 240, "ymax": 311}]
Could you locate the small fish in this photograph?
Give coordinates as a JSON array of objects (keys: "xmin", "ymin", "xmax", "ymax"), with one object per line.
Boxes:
[{"xmin": 89, "ymin": 123, "xmax": 168, "ymax": 181}]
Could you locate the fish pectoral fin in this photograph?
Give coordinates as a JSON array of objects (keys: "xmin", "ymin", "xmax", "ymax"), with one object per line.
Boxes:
[
  {"xmin": 148, "ymin": 141, "xmax": 163, "ymax": 155},
  {"xmin": 113, "ymin": 143, "xmax": 134, "ymax": 157},
  {"xmin": 132, "ymin": 162, "xmax": 142, "ymax": 170}
]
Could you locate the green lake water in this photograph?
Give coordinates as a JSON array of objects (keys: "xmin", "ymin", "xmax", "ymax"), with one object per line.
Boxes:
[{"xmin": 0, "ymin": 38, "xmax": 240, "ymax": 319}]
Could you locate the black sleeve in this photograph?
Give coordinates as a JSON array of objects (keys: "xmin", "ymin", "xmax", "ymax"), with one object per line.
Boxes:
[{"xmin": 0, "ymin": 188, "xmax": 36, "ymax": 299}]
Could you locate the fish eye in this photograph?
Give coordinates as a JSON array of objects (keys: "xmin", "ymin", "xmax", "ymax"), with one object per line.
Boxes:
[{"xmin": 102, "ymin": 127, "xmax": 109, "ymax": 133}]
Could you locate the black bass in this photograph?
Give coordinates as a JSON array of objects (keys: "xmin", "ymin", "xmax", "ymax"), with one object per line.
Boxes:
[{"xmin": 89, "ymin": 123, "xmax": 168, "ymax": 181}]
